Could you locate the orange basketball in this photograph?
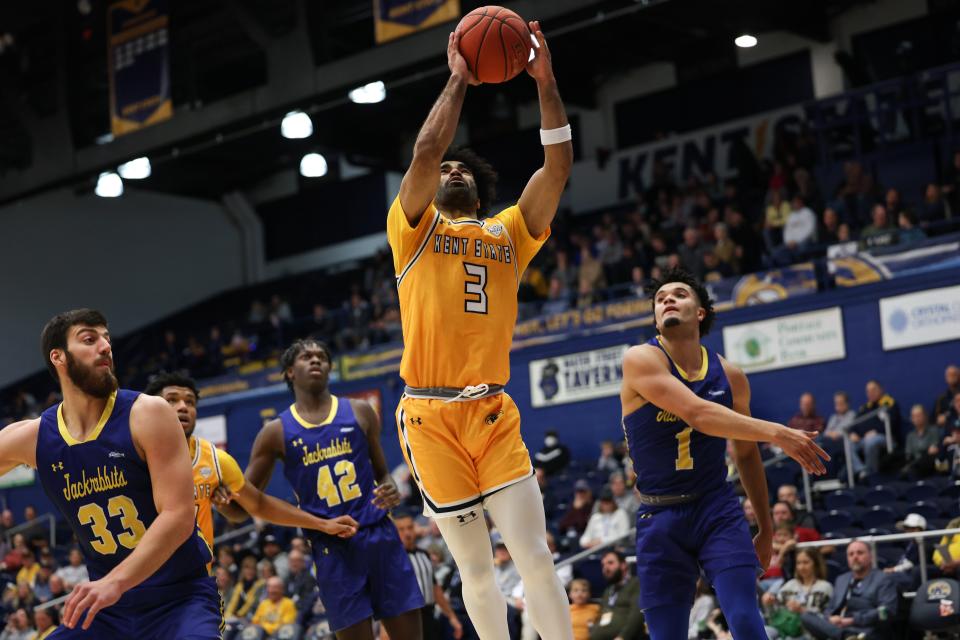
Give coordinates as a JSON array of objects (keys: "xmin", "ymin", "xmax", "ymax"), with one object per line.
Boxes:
[{"xmin": 456, "ymin": 6, "xmax": 532, "ymax": 84}]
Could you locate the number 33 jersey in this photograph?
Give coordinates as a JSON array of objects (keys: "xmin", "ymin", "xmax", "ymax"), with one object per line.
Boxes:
[
  {"xmin": 279, "ymin": 396, "xmax": 385, "ymax": 528},
  {"xmin": 36, "ymin": 390, "xmax": 211, "ymax": 586},
  {"xmin": 623, "ymin": 337, "xmax": 733, "ymax": 497},
  {"xmin": 387, "ymin": 197, "xmax": 549, "ymax": 388}
]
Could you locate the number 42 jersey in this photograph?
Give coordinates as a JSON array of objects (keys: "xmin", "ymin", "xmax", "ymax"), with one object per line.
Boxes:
[
  {"xmin": 279, "ymin": 396, "xmax": 384, "ymax": 528},
  {"xmin": 387, "ymin": 197, "xmax": 549, "ymax": 388}
]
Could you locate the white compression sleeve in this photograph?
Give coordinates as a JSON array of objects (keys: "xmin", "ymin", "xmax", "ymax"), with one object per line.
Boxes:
[
  {"xmin": 484, "ymin": 476, "xmax": 574, "ymax": 640},
  {"xmin": 434, "ymin": 513, "xmax": 510, "ymax": 640}
]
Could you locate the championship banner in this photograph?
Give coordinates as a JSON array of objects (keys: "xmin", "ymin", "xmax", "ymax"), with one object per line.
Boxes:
[
  {"xmin": 374, "ymin": 0, "xmax": 460, "ymax": 44},
  {"xmin": 108, "ymin": 0, "xmax": 172, "ymax": 136},
  {"xmin": 722, "ymin": 307, "xmax": 846, "ymax": 374},
  {"xmin": 529, "ymin": 345, "xmax": 630, "ymax": 408}
]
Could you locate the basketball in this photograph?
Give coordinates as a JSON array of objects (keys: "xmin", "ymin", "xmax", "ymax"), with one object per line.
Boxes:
[{"xmin": 456, "ymin": 6, "xmax": 532, "ymax": 84}]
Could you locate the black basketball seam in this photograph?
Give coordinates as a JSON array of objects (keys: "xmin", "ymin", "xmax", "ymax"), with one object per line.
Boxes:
[
  {"xmin": 474, "ymin": 8, "xmax": 496, "ymax": 79},
  {"xmin": 497, "ymin": 16, "xmax": 531, "ymax": 73},
  {"xmin": 499, "ymin": 21, "xmax": 508, "ymax": 82},
  {"xmin": 459, "ymin": 7, "xmax": 487, "ymax": 39}
]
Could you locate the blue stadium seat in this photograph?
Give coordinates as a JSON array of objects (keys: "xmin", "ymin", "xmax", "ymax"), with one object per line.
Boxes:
[
  {"xmin": 824, "ymin": 490, "xmax": 857, "ymax": 510},
  {"xmin": 939, "ymin": 483, "xmax": 960, "ymax": 499},
  {"xmin": 864, "ymin": 485, "xmax": 898, "ymax": 506},
  {"xmin": 861, "ymin": 505, "xmax": 897, "ymax": 529},
  {"xmin": 905, "ymin": 482, "xmax": 938, "ymax": 503},
  {"xmin": 573, "ymin": 556, "xmax": 607, "ymax": 596},
  {"xmin": 766, "ymin": 462, "xmax": 800, "ymax": 495},
  {"xmin": 876, "ymin": 544, "xmax": 903, "ymax": 568},
  {"xmin": 819, "ymin": 510, "xmax": 854, "ymax": 532},
  {"xmin": 933, "ymin": 497, "xmax": 957, "ymax": 516},
  {"xmin": 825, "ymin": 559, "xmax": 846, "ymax": 582},
  {"xmin": 866, "ymin": 527, "xmax": 894, "ymax": 536},
  {"xmin": 910, "ymin": 501, "xmax": 941, "ymax": 521}
]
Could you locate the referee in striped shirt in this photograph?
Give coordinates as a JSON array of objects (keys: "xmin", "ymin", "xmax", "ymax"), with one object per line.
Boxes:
[{"xmin": 394, "ymin": 513, "xmax": 464, "ymax": 639}]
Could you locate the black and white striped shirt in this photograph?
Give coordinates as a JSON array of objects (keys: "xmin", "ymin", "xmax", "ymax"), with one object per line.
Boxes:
[{"xmin": 407, "ymin": 548, "xmax": 436, "ymax": 606}]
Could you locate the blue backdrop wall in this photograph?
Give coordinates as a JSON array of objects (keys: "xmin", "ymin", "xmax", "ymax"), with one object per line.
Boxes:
[{"xmin": 5, "ymin": 267, "xmax": 958, "ymax": 514}]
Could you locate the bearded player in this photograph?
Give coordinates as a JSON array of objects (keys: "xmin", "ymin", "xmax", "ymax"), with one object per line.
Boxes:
[{"xmin": 387, "ymin": 23, "xmax": 574, "ymax": 640}]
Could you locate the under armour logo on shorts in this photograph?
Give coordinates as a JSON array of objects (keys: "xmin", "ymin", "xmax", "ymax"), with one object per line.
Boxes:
[
  {"xmin": 409, "ymin": 416, "xmax": 422, "ymax": 425},
  {"xmin": 457, "ymin": 511, "xmax": 479, "ymax": 526},
  {"xmin": 485, "ymin": 410, "xmax": 504, "ymax": 425}
]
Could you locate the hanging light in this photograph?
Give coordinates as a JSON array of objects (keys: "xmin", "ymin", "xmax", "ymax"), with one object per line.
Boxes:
[
  {"xmin": 348, "ymin": 81, "xmax": 386, "ymax": 104},
  {"xmin": 95, "ymin": 172, "xmax": 123, "ymax": 197},
  {"xmin": 735, "ymin": 34, "xmax": 758, "ymax": 48},
  {"xmin": 300, "ymin": 153, "xmax": 328, "ymax": 178},
  {"xmin": 117, "ymin": 156, "xmax": 151, "ymax": 179},
  {"xmin": 281, "ymin": 110, "xmax": 313, "ymax": 139}
]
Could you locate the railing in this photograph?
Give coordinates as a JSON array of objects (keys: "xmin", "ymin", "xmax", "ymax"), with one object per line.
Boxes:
[
  {"xmin": 5, "ymin": 514, "xmax": 56, "ymax": 549},
  {"xmin": 797, "ymin": 527, "xmax": 960, "ymax": 586},
  {"xmin": 213, "ymin": 522, "xmax": 258, "ymax": 546}
]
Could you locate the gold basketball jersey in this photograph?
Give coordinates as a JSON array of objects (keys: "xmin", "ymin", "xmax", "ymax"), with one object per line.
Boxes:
[
  {"xmin": 191, "ymin": 436, "xmax": 245, "ymax": 549},
  {"xmin": 387, "ymin": 197, "xmax": 549, "ymax": 387}
]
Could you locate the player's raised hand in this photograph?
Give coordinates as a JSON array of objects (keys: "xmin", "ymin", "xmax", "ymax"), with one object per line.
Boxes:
[
  {"xmin": 372, "ymin": 482, "xmax": 401, "ymax": 510},
  {"xmin": 525, "ymin": 21, "xmax": 553, "ymax": 82},
  {"xmin": 448, "ymin": 31, "xmax": 480, "ymax": 85},
  {"xmin": 62, "ymin": 577, "xmax": 124, "ymax": 630},
  {"xmin": 319, "ymin": 515, "xmax": 359, "ymax": 538},
  {"xmin": 212, "ymin": 485, "xmax": 234, "ymax": 505},
  {"xmin": 774, "ymin": 428, "xmax": 829, "ymax": 475}
]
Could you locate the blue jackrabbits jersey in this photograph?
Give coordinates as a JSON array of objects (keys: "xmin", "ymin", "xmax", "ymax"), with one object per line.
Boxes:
[
  {"xmin": 36, "ymin": 390, "xmax": 211, "ymax": 587},
  {"xmin": 623, "ymin": 337, "xmax": 733, "ymax": 496}
]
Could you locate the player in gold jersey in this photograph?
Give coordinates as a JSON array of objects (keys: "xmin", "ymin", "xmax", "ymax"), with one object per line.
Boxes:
[
  {"xmin": 387, "ymin": 23, "xmax": 574, "ymax": 640},
  {"xmin": 145, "ymin": 373, "xmax": 357, "ymax": 552}
]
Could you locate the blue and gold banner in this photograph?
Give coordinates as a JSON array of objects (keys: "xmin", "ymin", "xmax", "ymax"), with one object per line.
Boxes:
[
  {"xmin": 830, "ymin": 234, "xmax": 960, "ymax": 288},
  {"xmin": 375, "ymin": 0, "xmax": 460, "ymax": 44},
  {"xmin": 108, "ymin": 0, "xmax": 172, "ymax": 137}
]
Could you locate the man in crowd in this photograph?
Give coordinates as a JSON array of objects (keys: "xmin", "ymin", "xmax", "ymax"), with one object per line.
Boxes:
[
  {"xmin": 788, "ymin": 393, "xmax": 826, "ymax": 434},
  {"xmin": 590, "ymin": 550, "xmax": 645, "ymax": 640},
  {"xmin": 777, "ymin": 484, "xmax": 817, "ymax": 529},
  {"xmin": 934, "ymin": 366, "xmax": 959, "ymax": 426},
  {"xmin": 801, "ymin": 541, "xmax": 897, "ymax": 639},
  {"xmin": 250, "ymin": 576, "xmax": 297, "ymax": 639},
  {"xmin": 534, "ymin": 430, "xmax": 571, "ymax": 476},
  {"xmin": 851, "ymin": 381, "xmax": 901, "ymax": 477},
  {"xmin": 283, "ymin": 549, "xmax": 317, "ymax": 627}
]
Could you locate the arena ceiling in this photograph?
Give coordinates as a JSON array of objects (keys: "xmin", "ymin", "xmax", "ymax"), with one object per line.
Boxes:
[{"xmin": 0, "ymin": 0, "xmax": 873, "ymax": 203}]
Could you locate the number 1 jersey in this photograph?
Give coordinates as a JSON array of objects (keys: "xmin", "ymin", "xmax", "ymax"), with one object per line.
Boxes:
[
  {"xmin": 387, "ymin": 197, "xmax": 549, "ymax": 388},
  {"xmin": 279, "ymin": 396, "xmax": 385, "ymax": 528},
  {"xmin": 36, "ymin": 390, "xmax": 211, "ymax": 587}
]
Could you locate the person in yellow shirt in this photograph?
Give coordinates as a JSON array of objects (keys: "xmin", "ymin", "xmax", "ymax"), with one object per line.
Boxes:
[
  {"xmin": 32, "ymin": 607, "xmax": 58, "ymax": 640},
  {"xmin": 15, "ymin": 550, "xmax": 39, "ymax": 588},
  {"xmin": 933, "ymin": 516, "xmax": 960, "ymax": 574},
  {"xmin": 387, "ymin": 20, "xmax": 574, "ymax": 640},
  {"xmin": 144, "ymin": 372, "xmax": 358, "ymax": 551},
  {"xmin": 568, "ymin": 579, "xmax": 600, "ymax": 640},
  {"xmin": 251, "ymin": 576, "xmax": 297, "ymax": 638},
  {"xmin": 225, "ymin": 555, "xmax": 264, "ymax": 622}
]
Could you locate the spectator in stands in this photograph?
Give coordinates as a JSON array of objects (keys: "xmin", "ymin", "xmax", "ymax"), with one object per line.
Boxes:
[
  {"xmin": 824, "ymin": 391, "xmax": 856, "ymax": 443},
  {"xmin": 609, "ymin": 471, "xmax": 639, "ymax": 521},
  {"xmin": 788, "ymin": 392, "xmax": 826, "ymax": 435},
  {"xmin": 543, "ymin": 276, "xmax": 571, "ymax": 315},
  {"xmin": 774, "ymin": 195, "xmax": 818, "ymax": 265},
  {"xmin": 534, "ymin": 430, "xmax": 571, "ymax": 476},
  {"xmin": 712, "ymin": 223, "xmax": 737, "ymax": 272},
  {"xmin": 559, "ymin": 480, "xmax": 595, "ymax": 539},
  {"xmin": 851, "ymin": 380, "xmax": 902, "ymax": 478},
  {"xmin": 762, "ymin": 548, "xmax": 833, "ymax": 638},
  {"xmin": 33, "ymin": 607, "xmax": 57, "ymax": 639},
  {"xmin": 215, "ymin": 566, "xmax": 234, "ymax": 598},
  {"xmin": 860, "ymin": 204, "xmax": 897, "ymax": 249},
  {"xmin": 897, "ymin": 210, "xmax": 925, "ymax": 245},
  {"xmin": 801, "ymin": 540, "xmax": 896, "ymax": 640},
  {"xmin": 701, "ymin": 251, "xmax": 732, "ymax": 282},
  {"xmin": 937, "ymin": 397, "xmax": 960, "ymax": 475},
  {"xmin": 677, "ymin": 227, "xmax": 708, "ymax": 279},
  {"xmin": 580, "ymin": 488, "xmax": 630, "ymax": 549},
  {"xmin": 569, "ymin": 579, "xmax": 600, "ymax": 640},
  {"xmin": 225, "ymin": 554, "xmax": 265, "ymax": 624},
  {"xmin": 53, "ymin": 547, "xmax": 86, "ymax": 591},
  {"xmin": 553, "ymin": 250, "xmax": 578, "ymax": 295},
  {"xmin": 688, "ymin": 580, "xmax": 715, "ymax": 640},
  {"xmin": 919, "ymin": 183, "xmax": 951, "ymax": 226},
  {"xmin": 0, "ymin": 510, "xmax": 13, "ymax": 542},
  {"xmin": 2, "ymin": 581, "xmax": 34, "ymax": 613},
  {"xmin": 934, "ymin": 516, "xmax": 960, "ymax": 576},
  {"xmin": 589, "ymin": 550, "xmax": 644, "ymax": 640},
  {"xmin": 258, "ymin": 559, "xmax": 277, "ymax": 584},
  {"xmin": 726, "ymin": 207, "xmax": 764, "ymax": 274},
  {"xmin": 902, "ymin": 405, "xmax": 942, "ymax": 478},
  {"xmin": 261, "ymin": 534, "xmax": 289, "ymax": 581},
  {"xmin": 47, "ymin": 574, "xmax": 66, "ymax": 602},
  {"xmin": 934, "ymin": 365, "xmax": 960, "ymax": 426},
  {"xmin": 0, "ymin": 608, "xmax": 32, "ymax": 640},
  {"xmin": 15, "ymin": 550, "xmax": 38, "ymax": 588},
  {"xmin": 772, "ymin": 502, "xmax": 820, "ymax": 543},
  {"xmin": 820, "ymin": 207, "xmax": 841, "ymax": 245},
  {"xmin": 742, "ymin": 498, "xmax": 759, "ymax": 538},
  {"xmin": 32, "ymin": 562, "xmax": 53, "ymax": 602},
  {"xmin": 884, "ymin": 513, "xmax": 928, "ymax": 589},
  {"xmin": 777, "ymin": 484, "xmax": 817, "ymax": 529},
  {"xmin": 883, "ymin": 188, "xmax": 904, "ymax": 219},
  {"xmin": 760, "ymin": 522, "xmax": 796, "ymax": 593},
  {"xmin": 577, "ymin": 245, "xmax": 606, "ymax": 301},
  {"xmin": 597, "ymin": 441, "xmax": 622, "ymax": 474},
  {"xmin": 765, "ymin": 189, "xmax": 791, "ymax": 250},
  {"xmin": 250, "ymin": 576, "xmax": 296, "ymax": 638},
  {"xmin": 283, "ymin": 549, "xmax": 316, "ymax": 625}
]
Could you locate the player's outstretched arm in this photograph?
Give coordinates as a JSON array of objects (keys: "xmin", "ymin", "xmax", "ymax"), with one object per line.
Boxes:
[
  {"xmin": 398, "ymin": 30, "xmax": 479, "ymax": 225},
  {"xmin": 221, "ymin": 448, "xmax": 357, "ymax": 538},
  {"xmin": 352, "ymin": 399, "xmax": 401, "ymax": 510},
  {"xmin": 622, "ymin": 345, "xmax": 828, "ymax": 475},
  {"xmin": 724, "ymin": 360, "xmax": 774, "ymax": 569},
  {"xmin": 0, "ymin": 419, "xmax": 39, "ymax": 474},
  {"xmin": 64, "ymin": 396, "xmax": 197, "ymax": 630},
  {"xmin": 517, "ymin": 21, "xmax": 573, "ymax": 238},
  {"xmin": 244, "ymin": 418, "xmax": 284, "ymax": 491}
]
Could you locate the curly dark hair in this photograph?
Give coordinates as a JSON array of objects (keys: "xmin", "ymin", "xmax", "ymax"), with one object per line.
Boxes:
[
  {"xmin": 279, "ymin": 339, "xmax": 333, "ymax": 391},
  {"xmin": 144, "ymin": 371, "xmax": 200, "ymax": 399},
  {"xmin": 442, "ymin": 146, "xmax": 498, "ymax": 216},
  {"xmin": 645, "ymin": 267, "xmax": 716, "ymax": 336},
  {"xmin": 40, "ymin": 309, "xmax": 108, "ymax": 382}
]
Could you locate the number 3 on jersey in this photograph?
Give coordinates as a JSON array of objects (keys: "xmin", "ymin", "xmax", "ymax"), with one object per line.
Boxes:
[
  {"xmin": 316, "ymin": 460, "xmax": 362, "ymax": 506},
  {"xmin": 464, "ymin": 263, "xmax": 488, "ymax": 314},
  {"xmin": 77, "ymin": 495, "xmax": 147, "ymax": 555}
]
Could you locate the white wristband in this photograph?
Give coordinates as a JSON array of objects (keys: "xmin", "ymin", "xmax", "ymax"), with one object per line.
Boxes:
[{"xmin": 540, "ymin": 124, "xmax": 572, "ymax": 145}]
